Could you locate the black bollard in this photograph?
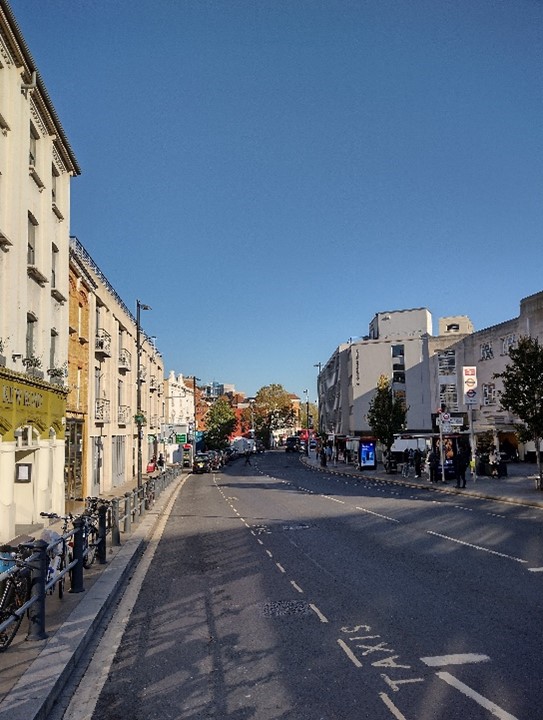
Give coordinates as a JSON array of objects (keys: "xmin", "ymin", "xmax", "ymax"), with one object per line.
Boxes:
[
  {"xmin": 70, "ymin": 517, "xmax": 85, "ymax": 593},
  {"xmin": 111, "ymin": 498, "xmax": 121, "ymax": 546},
  {"xmin": 97, "ymin": 505, "xmax": 107, "ymax": 564},
  {"xmin": 26, "ymin": 539, "xmax": 48, "ymax": 640}
]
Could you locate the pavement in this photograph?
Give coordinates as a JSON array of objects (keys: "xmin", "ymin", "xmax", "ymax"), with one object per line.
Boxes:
[
  {"xmin": 0, "ymin": 456, "xmax": 542, "ymax": 720},
  {"xmin": 300, "ymin": 453, "xmax": 543, "ymax": 509}
]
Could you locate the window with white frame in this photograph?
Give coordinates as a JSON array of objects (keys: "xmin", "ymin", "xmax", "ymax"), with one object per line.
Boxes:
[
  {"xmin": 27, "ymin": 212, "xmax": 38, "ymax": 264},
  {"xmin": 438, "ymin": 349, "xmax": 456, "ymax": 375},
  {"xmin": 483, "ymin": 383, "xmax": 497, "ymax": 406}
]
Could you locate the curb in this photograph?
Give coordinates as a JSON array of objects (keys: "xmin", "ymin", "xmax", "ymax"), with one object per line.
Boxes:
[{"xmin": 299, "ymin": 456, "xmax": 543, "ymax": 510}]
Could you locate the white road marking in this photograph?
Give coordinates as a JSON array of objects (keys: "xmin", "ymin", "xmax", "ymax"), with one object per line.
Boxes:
[
  {"xmin": 276, "ymin": 562, "xmax": 286, "ymax": 573},
  {"xmin": 257, "ymin": 538, "xmax": 264, "ymax": 545},
  {"xmin": 337, "ymin": 638, "xmax": 363, "ymax": 667},
  {"xmin": 309, "ymin": 604, "xmax": 329, "ymax": 622},
  {"xmin": 379, "ymin": 692, "xmax": 408, "ymax": 720},
  {"xmin": 321, "ymin": 495, "xmax": 345, "ymax": 504},
  {"xmin": 528, "ymin": 567, "xmax": 543, "ymax": 572},
  {"xmin": 436, "ymin": 671, "xmax": 519, "ymax": 720},
  {"xmin": 426, "ymin": 531, "xmax": 527, "ymax": 563},
  {"xmin": 421, "ymin": 653, "xmax": 490, "ymax": 666},
  {"xmin": 355, "ymin": 506, "xmax": 400, "ymax": 523},
  {"xmin": 290, "ymin": 580, "xmax": 304, "ymax": 593},
  {"xmin": 266, "ymin": 549, "xmax": 273, "ymax": 558}
]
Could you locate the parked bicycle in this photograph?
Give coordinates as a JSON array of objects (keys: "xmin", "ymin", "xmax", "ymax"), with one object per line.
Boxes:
[
  {"xmin": 40, "ymin": 512, "xmax": 74, "ymax": 599},
  {"xmin": 82, "ymin": 497, "xmax": 109, "ymax": 567},
  {"xmin": 0, "ymin": 543, "xmax": 33, "ymax": 651}
]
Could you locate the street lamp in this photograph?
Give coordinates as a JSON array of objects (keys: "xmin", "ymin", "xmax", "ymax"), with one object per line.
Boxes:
[
  {"xmin": 136, "ymin": 299, "xmax": 151, "ymax": 488},
  {"xmin": 303, "ymin": 389, "xmax": 310, "ymax": 456},
  {"xmin": 188, "ymin": 376, "xmax": 201, "ymax": 460},
  {"xmin": 313, "ymin": 363, "xmax": 322, "ymax": 434}
]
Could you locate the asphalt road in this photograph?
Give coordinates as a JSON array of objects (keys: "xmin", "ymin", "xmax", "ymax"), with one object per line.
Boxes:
[{"xmin": 54, "ymin": 451, "xmax": 543, "ymax": 720}]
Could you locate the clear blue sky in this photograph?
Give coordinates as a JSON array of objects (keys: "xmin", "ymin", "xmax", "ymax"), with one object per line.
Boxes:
[{"xmin": 10, "ymin": 0, "xmax": 542, "ymax": 400}]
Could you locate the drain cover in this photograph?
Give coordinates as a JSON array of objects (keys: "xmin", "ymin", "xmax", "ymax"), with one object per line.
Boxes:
[{"xmin": 262, "ymin": 600, "xmax": 311, "ymax": 618}]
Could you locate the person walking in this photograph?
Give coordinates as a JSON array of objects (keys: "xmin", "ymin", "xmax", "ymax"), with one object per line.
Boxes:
[
  {"xmin": 413, "ymin": 448, "xmax": 422, "ymax": 478},
  {"xmin": 428, "ymin": 449, "xmax": 439, "ymax": 483},
  {"xmin": 244, "ymin": 451, "xmax": 252, "ymax": 465},
  {"xmin": 455, "ymin": 447, "xmax": 468, "ymax": 488}
]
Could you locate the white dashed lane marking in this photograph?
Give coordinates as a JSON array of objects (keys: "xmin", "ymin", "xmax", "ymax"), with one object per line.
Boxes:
[{"xmin": 421, "ymin": 653, "xmax": 490, "ymax": 666}]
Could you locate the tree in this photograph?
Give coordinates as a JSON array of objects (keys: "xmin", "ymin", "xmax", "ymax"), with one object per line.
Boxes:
[
  {"xmin": 366, "ymin": 375, "xmax": 407, "ymax": 465},
  {"xmin": 253, "ymin": 384, "xmax": 296, "ymax": 448},
  {"xmin": 494, "ymin": 336, "xmax": 543, "ymax": 489},
  {"xmin": 204, "ymin": 397, "xmax": 237, "ymax": 450}
]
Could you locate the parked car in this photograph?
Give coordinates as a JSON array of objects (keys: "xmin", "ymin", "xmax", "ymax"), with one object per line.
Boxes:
[
  {"xmin": 193, "ymin": 453, "xmax": 211, "ymax": 474},
  {"xmin": 285, "ymin": 436, "xmax": 300, "ymax": 453}
]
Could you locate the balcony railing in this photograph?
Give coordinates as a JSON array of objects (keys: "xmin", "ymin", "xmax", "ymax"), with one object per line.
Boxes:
[
  {"xmin": 119, "ymin": 347, "xmax": 131, "ymax": 372},
  {"xmin": 95, "ymin": 329, "xmax": 112, "ymax": 357},
  {"xmin": 149, "ymin": 375, "xmax": 157, "ymax": 391},
  {"xmin": 95, "ymin": 398, "xmax": 110, "ymax": 423},
  {"xmin": 117, "ymin": 404, "xmax": 130, "ymax": 425}
]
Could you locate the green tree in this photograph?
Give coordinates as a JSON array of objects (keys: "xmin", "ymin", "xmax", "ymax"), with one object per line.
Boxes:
[
  {"xmin": 204, "ymin": 397, "xmax": 237, "ymax": 450},
  {"xmin": 494, "ymin": 336, "xmax": 543, "ymax": 489},
  {"xmin": 253, "ymin": 384, "xmax": 296, "ymax": 448},
  {"xmin": 366, "ymin": 375, "xmax": 407, "ymax": 466}
]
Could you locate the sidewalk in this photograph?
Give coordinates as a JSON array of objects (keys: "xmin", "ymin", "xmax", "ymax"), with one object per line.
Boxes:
[
  {"xmin": 301, "ymin": 453, "xmax": 543, "ymax": 509},
  {"xmin": 0, "ymin": 469, "xmax": 185, "ymax": 720}
]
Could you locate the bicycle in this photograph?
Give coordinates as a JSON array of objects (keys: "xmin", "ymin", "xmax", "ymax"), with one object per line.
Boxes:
[
  {"xmin": 40, "ymin": 512, "xmax": 74, "ymax": 599},
  {"xmin": 0, "ymin": 543, "xmax": 33, "ymax": 651},
  {"xmin": 81, "ymin": 497, "xmax": 109, "ymax": 567}
]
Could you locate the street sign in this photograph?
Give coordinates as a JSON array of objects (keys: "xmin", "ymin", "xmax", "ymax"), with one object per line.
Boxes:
[
  {"xmin": 463, "ymin": 366, "xmax": 478, "ymax": 405},
  {"xmin": 176, "ymin": 433, "xmax": 186, "ymax": 443}
]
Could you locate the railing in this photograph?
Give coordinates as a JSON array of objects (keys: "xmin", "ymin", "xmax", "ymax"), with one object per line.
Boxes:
[
  {"xmin": 95, "ymin": 328, "xmax": 112, "ymax": 356},
  {"xmin": 0, "ymin": 466, "xmax": 181, "ymax": 644},
  {"xmin": 119, "ymin": 347, "xmax": 131, "ymax": 371},
  {"xmin": 117, "ymin": 404, "xmax": 130, "ymax": 425},
  {"xmin": 95, "ymin": 398, "xmax": 110, "ymax": 423}
]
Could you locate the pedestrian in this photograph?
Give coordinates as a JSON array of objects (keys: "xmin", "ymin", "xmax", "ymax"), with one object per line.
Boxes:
[
  {"xmin": 320, "ymin": 447, "xmax": 327, "ymax": 467},
  {"xmin": 427, "ymin": 449, "xmax": 439, "ymax": 483},
  {"xmin": 244, "ymin": 450, "xmax": 252, "ymax": 465},
  {"xmin": 455, "ymin": 447, "xmax": 468, "ymax": 488},
  {"xmin": 488, "ymin": 447, "xmax": 499, "ymax": 477},
  {"xmin": 157, "ymin": 453, "xmax": 165, "ymax": 473},
  {"xmin": 326, "ymin": 444, "xmax": 333, "ymax": 464},
  {"xmin": 413, "ymin": 448, "xmax": 422, "ymax": 478},
  {"xmin": 402, "ymin": 448, "xmax": 410, "ymax": 477}
]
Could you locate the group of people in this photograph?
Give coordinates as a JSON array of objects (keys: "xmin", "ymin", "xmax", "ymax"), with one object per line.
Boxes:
[{"xmin": 405, "ymin": 445, "xmax": 471, "ymax": 487}]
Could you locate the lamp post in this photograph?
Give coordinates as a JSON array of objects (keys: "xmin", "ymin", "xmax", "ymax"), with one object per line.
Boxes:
[
  {"xmin": 136, "ymin": 299, "xmax": 151, "ymax": 488},
  {"xmin": 313, "ymin": 363, "xmax": 322, "ymax": 434},
  {"xmin": 303, "ymin": 389, "xmax": 310, "ymax": 456},
  {"xmin": 188, "ymin": 376, "xmax": 201, "ymax": 461}
]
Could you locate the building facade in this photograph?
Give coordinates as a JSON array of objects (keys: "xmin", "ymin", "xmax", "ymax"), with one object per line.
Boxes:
[
  {"xmin": 0, "ymin": 1, "xmax": 80, "ymax": 540},
  {"xmin": 68, "ymin": 237, "xmax": 164, "ymax": 497},
  {"xmin": 319, "ymin": 295, "xmax": 543, "ymax": 460}
]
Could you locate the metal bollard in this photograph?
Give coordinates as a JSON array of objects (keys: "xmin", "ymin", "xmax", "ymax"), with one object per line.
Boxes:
[
  {"xmin": 70, "ymin": 517, "xmax": 85, "ymax": 593},
  {"xmin": 124, "ymin": 492, "xmax": 132, "ymax": 534},
  {"xmin": 26, "ymin": 539, "xmax": 48, "ymax": 640},
  {"xmin": 97, "ymin": 505, "xmax": 108, "ymax": 564},
  {"xmin": 111, "ymin": 497, "xmax": 121, "ymax": 546}
]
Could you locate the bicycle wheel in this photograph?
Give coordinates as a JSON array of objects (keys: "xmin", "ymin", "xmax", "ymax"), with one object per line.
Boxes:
[
  {"xmin": 83, "ymin": 525, "xmax": 98, "ymax": 568},
  {"xmin": 0, "ymin": 574, "xmax": 30, "ymax": 651}
]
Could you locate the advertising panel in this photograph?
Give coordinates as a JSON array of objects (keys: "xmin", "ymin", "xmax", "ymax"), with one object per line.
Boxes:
[{"xmin": 359, "ymin": 440, "xmax": 377, "ymax": 469}]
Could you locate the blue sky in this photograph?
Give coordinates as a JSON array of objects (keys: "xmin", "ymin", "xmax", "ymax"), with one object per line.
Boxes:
[{"xmin": 9, "ymin": 0, "xmax": 542, "ymax": 399}]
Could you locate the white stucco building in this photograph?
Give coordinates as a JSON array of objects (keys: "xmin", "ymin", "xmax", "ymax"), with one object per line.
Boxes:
[{"xmin": 0, "ymin": 1, "xmax": 80, "ymax": 540}]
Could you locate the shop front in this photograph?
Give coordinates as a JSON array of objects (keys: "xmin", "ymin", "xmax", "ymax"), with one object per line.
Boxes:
[{"xmin": 0, "ymin": 369, "xmax": 67, "ymax": 542}]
